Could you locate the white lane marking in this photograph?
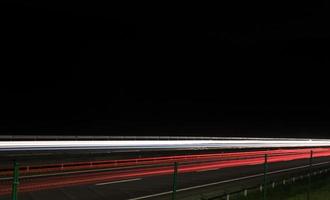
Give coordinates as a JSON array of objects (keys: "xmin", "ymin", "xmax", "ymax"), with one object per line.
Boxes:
[
  {"xmin": 95, "ymin": 178, "xmax": 142, "ymax": 186},
  {"xmin": 196, "ymin": 168, "xmax": 219, "ymax": 172},
  {"xmin": 128, "ymin": 191, "xmax": 172, "ymax": 200},
  {"xmin": 128, "ymin": 160, "xmax": 330, "ymax": 200}
]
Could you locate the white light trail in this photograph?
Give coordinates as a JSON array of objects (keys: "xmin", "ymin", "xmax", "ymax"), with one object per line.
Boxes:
[{"xmin": 1, "ymin": 139, "xmax": 330, "ymax": 151}]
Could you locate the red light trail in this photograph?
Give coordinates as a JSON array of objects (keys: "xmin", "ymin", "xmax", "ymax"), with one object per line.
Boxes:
[{"xmin": 0, "ymin": 148, "xmax": 330, "ymax": 195}]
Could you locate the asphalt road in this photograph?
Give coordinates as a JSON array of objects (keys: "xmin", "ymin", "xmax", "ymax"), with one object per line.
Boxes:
[{"xmin": 0, "ymin": 156, "xmax": 329, "ymax": 200}]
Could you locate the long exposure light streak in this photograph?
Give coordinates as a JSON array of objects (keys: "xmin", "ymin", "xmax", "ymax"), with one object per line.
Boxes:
[
  {"xmin": 1, "ymin": 148, "xmax": 330, "ymax": 195},
  {"xmin": 1, "ymin": 139, "xmax": 330, "ymax": 151}
]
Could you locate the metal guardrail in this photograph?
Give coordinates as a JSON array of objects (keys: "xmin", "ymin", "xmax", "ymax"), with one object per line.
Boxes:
[
  {"xmin": 204, "ymin": 168, "xmax": 328, "ymax": 200},
  {"xmin": 199, "ymin": 151, "xmax": 322, "ymax": 200}
]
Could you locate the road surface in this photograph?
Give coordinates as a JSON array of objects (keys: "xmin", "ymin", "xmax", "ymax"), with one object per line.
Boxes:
[{"xmin": 0, "ymin": 148, "xmax": 330, "ymax": 200}]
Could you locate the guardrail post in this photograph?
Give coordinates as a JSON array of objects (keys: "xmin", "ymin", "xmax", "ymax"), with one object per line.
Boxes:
[
  {"xmin": 308, "ymin": 150, "xmax": 313, "ymax": 200},
  {"xmin": 263, "ymin": 154, "xmax": 268, "ymax": 200},
  {"xmin": 172, "ymin": 162, "xmax": 178, "ymax": 200},
  {"xmin": 11, "ymin": 160, "xmax": 19, "ymax": 200}
]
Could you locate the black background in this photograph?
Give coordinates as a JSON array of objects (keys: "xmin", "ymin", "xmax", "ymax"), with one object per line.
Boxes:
[{"xmin": 1, "ymin": 2, "xmax": 329, "ymax": 137}]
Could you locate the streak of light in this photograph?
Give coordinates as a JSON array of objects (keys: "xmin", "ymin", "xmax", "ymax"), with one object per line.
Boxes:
[
  {"xmin": 1, "ymin": 148, "xmax": 330, "ymax": 195},
  {"xmin": 1, "ymin": 139, "xmax": 330, "ymax": 151}
]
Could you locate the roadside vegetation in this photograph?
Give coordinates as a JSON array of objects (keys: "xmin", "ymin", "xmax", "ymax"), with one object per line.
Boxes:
[{"xmin": 235, "ymin": 171, "xmax": 330, "ymax": 200}]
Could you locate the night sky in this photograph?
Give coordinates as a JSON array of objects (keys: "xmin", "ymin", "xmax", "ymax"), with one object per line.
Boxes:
[{"xmin": 1, "ymin": 2, "xmax": 329, "ymax": 138}]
